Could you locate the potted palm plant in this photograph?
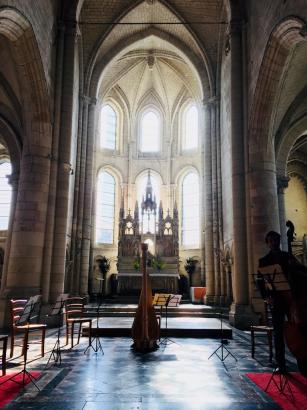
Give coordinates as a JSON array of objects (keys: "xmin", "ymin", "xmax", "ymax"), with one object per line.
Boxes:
[
  {"xmin": 96, "ymin": 256, "xmax": 111, "ymax": 295},
  {"xmin": 184, "ymin": 257, "xmax": 197, "ymax": 287}
]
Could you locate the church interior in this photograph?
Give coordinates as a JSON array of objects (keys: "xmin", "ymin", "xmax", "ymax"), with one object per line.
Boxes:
[{"xmin": 0, "ymin": 0, "xmax": 307, "ymax": 408}]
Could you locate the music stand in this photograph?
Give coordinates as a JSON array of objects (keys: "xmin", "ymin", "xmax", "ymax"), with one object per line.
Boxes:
[
  {"xmin": 84, "ymin": 290, "xmax": 104, "ymax": 355},
  {"xmin": 154, "ymin": 294, "xmax": 181, "ymax": 346},
  {"xmin": 45, "ymin": 294, "xmax": 69, "ymax": 367},
  {"xmin": 265, "ymin": 368, "xmax": 294, "ymax": 401},
  {"xmin": 208, "ymin": 310, "xmax": 237, "ymax": 362},
  {"xmin": 0, "ymin": 295, "xmax": 42, "ymax": 390}
]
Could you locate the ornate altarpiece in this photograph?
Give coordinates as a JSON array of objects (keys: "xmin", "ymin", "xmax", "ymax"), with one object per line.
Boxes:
[{"xmin": 117, "ymin": 172, "xmax": 179, "ymax": 294}]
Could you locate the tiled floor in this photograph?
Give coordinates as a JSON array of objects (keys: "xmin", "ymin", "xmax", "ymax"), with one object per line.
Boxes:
[{"xmin": 2, "ymin": 321, "xmax": 297, "ymax": 409}]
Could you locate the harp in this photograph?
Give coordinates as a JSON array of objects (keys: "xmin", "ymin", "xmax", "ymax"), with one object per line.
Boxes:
[{"xmin": 131, "ymin": 243, "xmax": 160, "ymax": 351}]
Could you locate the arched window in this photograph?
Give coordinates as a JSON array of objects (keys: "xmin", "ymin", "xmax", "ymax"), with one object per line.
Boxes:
[
  {"xmin": 137, "ymin": 171, "xmax": 160, "ymax": 233},
  {"xmin": 96, "ymin": 171, "xmax": 115, "ymax": 244},
  {"xmin": 0, "ymin": 161, "xmax": 12, "ymax": 230},
  {"xmin": 140, "ymin": 111, "xmax": 160, "ymax": 152},
  {"xmin": 183, "ymin": 105, "xmax": 198, "ymax": 150},
  {"xmin": 100, "ymin": 105, "xmax": 117, "ymax": 150},
  {"xmin": 182, "ymin": 172, "xmax": 200, "ymax": 247}
]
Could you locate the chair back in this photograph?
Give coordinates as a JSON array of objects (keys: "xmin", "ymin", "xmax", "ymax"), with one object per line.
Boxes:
[
  {"xmin": 10, "ymin": 296, "xmax": 42, "ymax": 326},
  {"xmin": 10, "ymin": 299, "xmax": 28, "ymax": 327},
  {"xmin": 65, "ymin": 297, "xmax": 86, "ymax": 320}
]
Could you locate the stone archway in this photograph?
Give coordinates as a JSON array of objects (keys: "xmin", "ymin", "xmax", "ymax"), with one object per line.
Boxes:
[
  {"xmin": 248, "ymin": 17, "xmax": 307, "ymax": 270},
  {"xmin": 0, "ymin": 8, "xmax": 52, "ymax": 318}
]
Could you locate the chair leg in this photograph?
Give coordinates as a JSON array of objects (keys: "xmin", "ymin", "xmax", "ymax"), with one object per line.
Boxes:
[
  {"xmin": 41, "ymin": 328, "xmax": 46, "ymax": 357},
  {"xmin": 251, "ymin": 328, "xmax": 255, "ymax": 358},
  {"xmin": 66, "ymin": 323, "xmax": 69, "ymax": 346},
  {"xmin": 268, "ymin": 330, "xmax": 273, "ymax": 363},
  {"xmin": 71, "ymin": 322, "xmax": 75, "ymax": 348},
  {"xmin": 77, "ymin": 322, "xmax": 81, "ymax": 345},
  {"xmin": 2, "ymin": 337, "xmax": 7, "ymax": 376},
  {"xmin": 10, "ymin": 329, "xmax": 15, "ymax": 358}
]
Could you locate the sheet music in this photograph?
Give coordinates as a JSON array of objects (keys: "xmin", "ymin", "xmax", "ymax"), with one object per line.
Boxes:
[
  {"xmin": 167, "ymin": 294, "xmax": 182, "ymax": 307},
  {"xmin": 50, "ymin": 293, "xmax": 69, "ymax": 315},
  {"xmin": 257, "ymin": 264, "xmax": 290, "ymax": 292},
  {"xmin": 15, "ymin": 295, "xmax": 42, "ymax": 325},
  {"xmin": 152, "ymin": 293, "xmax": 173, "ymax": 306}
]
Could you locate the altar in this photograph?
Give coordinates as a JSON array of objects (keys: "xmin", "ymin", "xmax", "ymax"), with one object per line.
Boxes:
[
  {"xmin": 118, "ymin": 271, "xmax": 179, "ymax": 294},
  {"xmin": 117, "ymin": 171, "xmax": 180, "ymax": 296}
]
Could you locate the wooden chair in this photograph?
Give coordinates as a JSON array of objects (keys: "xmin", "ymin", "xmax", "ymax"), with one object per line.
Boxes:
[
  {"xmin": 0, "ymin": 335, "xmax": 8, "ymax": 376},
  {"xmin": 64, "ymin": 297, "xmax": 92, "ymax": 348},
  {"xmin": 10, "ymin": 298, "xmax": 46, "ymax": 359},
  {"xmin": 251, "ymin": 301, "xmax": 273, "ymax": 362}
]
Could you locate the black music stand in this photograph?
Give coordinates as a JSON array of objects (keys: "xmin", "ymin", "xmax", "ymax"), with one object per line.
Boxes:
[
  {"xmin": 84, "ymin": 290, "xmax": 104, "ymax": 355},
  {"xmin": 265, "ymin": 368, "xmax": 294, "ymax": 401},
  {"xmin": 155, "ymin": 294, "xmax": 181, "ymax": 346},
  {"xmin": 0, "ymin": 295, "xmax": 42, "ymax": 390},
  {"xmin": 208, "ymin": 310, "xmax": 237, "ymax": 362},
  {"xmin": 45, "ymin": 294, "xmax": 69, "ymax": 367}
]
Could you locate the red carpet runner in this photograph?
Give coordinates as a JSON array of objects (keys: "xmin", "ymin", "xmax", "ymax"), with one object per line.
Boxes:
[
  {"xmin": 0, "ymin": 371, "xmax": 40, "ymax": 408},
  {"xmin": 247, "ymin": 372, "xmax": 307, "ymax": 409}
]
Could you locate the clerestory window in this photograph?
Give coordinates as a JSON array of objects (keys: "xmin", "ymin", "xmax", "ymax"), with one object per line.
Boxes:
[
  {"xmin": 182, "ymin": 172, "xmax": 200, "ymax": 248},
  {"xmin": 182, "ymin": 105, "xmax": 198, "ymax": 150},
  {"xmin": 100, "ymin": 104, "xmax": 117, "ymax": 150},
  {"xmin": 96, "ymin": 170, "xmax": 115, "ymax": 244},
  {"xmin": 140, "ymin": 111, "xmax": 160, "ymax": 152}
]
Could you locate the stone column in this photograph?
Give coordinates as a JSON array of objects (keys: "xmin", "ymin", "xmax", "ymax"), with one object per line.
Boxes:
[
  {"xmin": 277, "ymin": 175, "xmax": 289, "ymax": 251},
  {"xmin": 203, "ymin": 99, "xmax": 215, "ymax": 304},
  {"xmin": 41, "ymin": 21, "xmax": 65, "ymax": 303},
  {"xmin": 71, "ymin": 96, "xmax": 90, "ymax": 295},
  {"xmin": 4, "ymin": 150, "xmax": 51, "ymax": 297},
  {"xmin": 49, "ymin": 21, "xmax": 78, "ymax": 302},
  {"xmin": 80, "ymin": 98, "xmax": 97, "ymax": 295},
  {"xmin": 211, "ymin": 98, "xmax": 221, "ymax": 304},
  {"xmin": 228, "ymin": 20, "xmax": 251, "ymax": 327},
  {"xmin": 0, "ymin": 169, "xmax": 19, "ymax": 295}
]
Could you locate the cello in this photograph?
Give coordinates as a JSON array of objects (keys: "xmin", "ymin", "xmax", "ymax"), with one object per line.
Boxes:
[{"xmin": 284, "ymin": 255, "xmax": 307, "ymax": 376}]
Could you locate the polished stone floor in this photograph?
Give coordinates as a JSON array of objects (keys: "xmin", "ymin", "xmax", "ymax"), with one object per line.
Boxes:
[{"xmin": 2, "ymin": 321, "xmax": 298, "ymax": 409}]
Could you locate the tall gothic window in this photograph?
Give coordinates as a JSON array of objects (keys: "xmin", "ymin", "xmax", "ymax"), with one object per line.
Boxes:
[
  {"xmin": 100, "ymin": 104, "xmax": 117, "ymax": 150},
  {"xmin": 137, "ymin": 171, "xmax": 160, "ymax": 234},
  {"xmin": 0, "ymin": 161, "xmax": 12, "ymax": 230},
  {"xmin": 182, "ymin": 172, "xmax": 200, "ymax": 247},
  {"xmin": 140, "ymin": 111, "xmax": 160, "ymax": 152},
  {"xmin": 96, "ymin": 171, "xmax": 115, "ymax": 244},
  {"xmin": 183, "ymin": 105, "xmax": 198, "ymax": 150}
]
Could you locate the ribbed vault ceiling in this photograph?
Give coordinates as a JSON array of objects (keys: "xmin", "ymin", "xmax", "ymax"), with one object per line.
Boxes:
[{"xmin": 98, "ymin": 34, "xmax": 201, "ymax": 114}]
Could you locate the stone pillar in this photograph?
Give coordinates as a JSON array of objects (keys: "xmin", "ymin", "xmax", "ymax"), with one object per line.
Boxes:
[
  {"xmin": 211, "ymin": 98, "xmax": 221, "ymax": 304},
  {"xmin": 277, "ymin": 175, "xmax": 289, "ymax": 251},
  {"xmin": 71, "ymin": 96, "xmax": 90, "ymax": 295},
  {"xmin": 49, "ymin": 21, "xmax": 78, "ymax": 302},
  {"xmin": 203, "ymin": 99, "xmax": 215, "ymax": 304},
  {"xmin": 4, "ymin": 150, "xmax": 51, "ymax": 297},
  {"xmin": 80, "ymin": 98, "xmax": 97, "ymax": 295},
  {"xmin": 41, "ymin": 21, "xmax": 65, "ymax": 303},
  {"xmin": 0, "ymin": 169, "xmax": 19, "ymax": 295},
  {"xmin": 228, "ymin": 20, "xmax": 252, "ymax": 328}
]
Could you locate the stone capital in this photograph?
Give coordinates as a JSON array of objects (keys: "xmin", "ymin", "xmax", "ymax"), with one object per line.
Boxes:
[
  {"xmin": 202, "ymin": 96, "xmax": 219, "ymax": 108},
  {"xmin": 276, "ymin": 175, "xmax": 289, "ymax": 193}
]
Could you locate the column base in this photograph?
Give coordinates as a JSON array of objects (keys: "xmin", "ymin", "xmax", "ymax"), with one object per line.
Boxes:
[
  {"xmin": 229, "ymin": 302, "xmax": 259, "ymax": 330},
  {"xmin": 204, "ymin": 294, "xmax": 216, "ymax": 305}
]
